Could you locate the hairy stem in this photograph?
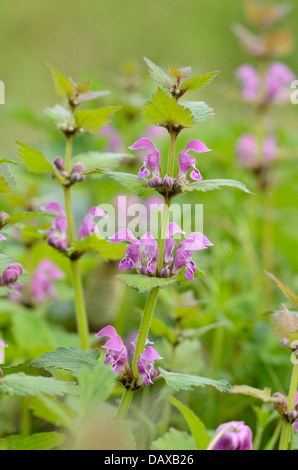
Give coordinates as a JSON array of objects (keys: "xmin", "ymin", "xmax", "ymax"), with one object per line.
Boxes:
[
  {"xmin": 167, "ymin": 132, "xmax": 178, "ymax": 178},
  {"xmin": 116, "ymin": 388, "xmax": 134, "ymax": 420},
  {"xmin": 279, "ymin": 363, "xmax": 298, "ymax": 450}
]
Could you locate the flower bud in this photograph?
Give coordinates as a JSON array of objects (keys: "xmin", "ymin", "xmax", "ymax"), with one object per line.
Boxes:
[
  {"xmin": 160, "ymin": 267, "xmax": 170, "ymax": 278},
  {"xmin": 1, "ymin": 264, "xmax": 23, "ymax": 285},
  {"xmin": 139, "ymin": 267, "xmax": 148, "ymax": 276},
  {"xmin": 70, "ymin": 172, "xmax": 84, "ymax": 183},
  {"xmin": 61, "ymin": 171, "xmax": 69, "ymax": 179},
  {"xmin": 280, "ymin": 338, "xmax": 290, "ymax": 348},
  {"xmin": 149, "ymin": 176, "xmax": 163, "ymax": 188},
  {"xmin": 73, "ymin": 162, "xmax": 84, "ymax": 173},
  {"xmin": 289, "ymin": 410, "xmax": 298, "ymax": 420},
  {"xmin": 163, "ymin": 176, "xmax": 173, "ymax": 188},
  {"xmin": 53, "ymin": 157, "xmax": 65, "ymax": 171}
]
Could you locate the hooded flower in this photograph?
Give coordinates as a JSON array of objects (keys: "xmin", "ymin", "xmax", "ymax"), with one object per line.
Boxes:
[
  {"xmin": 109, "ymin": 229, "xmax": 158, "ymax": 273},
  {"xmin": 236, "ymin": 133, "xmax": 278, "ymax": 168},
  {"xmin": 96, "ymin": 326, "xmax": 128, "ymax": 374},
  {"xmin": 137, "ymin": 346, "xmax": 163, "ymax": 386},
  {"xmin": 210, "ymin": 421, "xmax": 253, "ymax": 450},
  {"xmin": 42, "ymin": 202, "xmax": 107, "ymax": 250},
  {"xmin": 172, "ymin": 232, "xmax": 213, "ymax": 281},
  {"xmin": 178, "ymin": 140, "xmax": 211, "ymax": 182},
  {"xmin": 236, "ymin": 65, "xmax": 260, "ymax": 101},
  {"xmin": 129, "ymin": 138, "xmax": 161, "ymax": 179}
]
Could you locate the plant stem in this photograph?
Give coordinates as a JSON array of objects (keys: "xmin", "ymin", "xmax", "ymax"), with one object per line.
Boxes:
[
  {"xmin": 279, "ymin": 363, "xmax": 298, "ymax": 450},
  {"xmin": 116, "ymin": 388, "xmax": 134, "ymax": 419},
  {"xmin": 132, "ymin": 286, "xmax": 160, "ymax": 377},
  {"xmin": 63, "ymin": 132, "xmax": 90, "ymax": 350},
  {"xmin": 167, "ymin": 132, "xmax": 178, "ymax": 178},
  {"xmin": 156, "ymin": 198, "xmax": 171, "ymax": 273}
]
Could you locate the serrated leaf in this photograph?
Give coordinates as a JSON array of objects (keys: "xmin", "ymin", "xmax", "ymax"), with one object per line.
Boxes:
[
  {"xmin": 0, "ymin": 163, "xmax": 17, "ymax": 193},
  {"xmin": 230, "ymin": 385, "xmax": 287, "ymax": 403},
  {"xmin": 77, "ymin": 90, "xmax": 110, "ymax": 104},
  {"xmin": 0, "ymin": 373, "xmax": 78, "ymax": 397},
  {"xmin": 179, "ymin": 71, "xmax": 220, "ymax": 95},
  {"xmin": 16, "ymin": 142, "xmax": 55, "ymax": 174},
  {"xmin": 0, "ymin": 432, "xmax": 65, "ymax": 451},
  {"xmin": 30, "ymin": 347, "xmax": 101, "ymax": 378},
  {"xmin": 160, "ymin": 368, "xmax": 231, "ymax": 392},
  {"xmin": 272, "ymin": 305, "xmax": 298, "ymax": 344},
  {"xmin": 75, "ymin": 106, "xmax": 120, "ymax": 134},
  {"xmin": 49, "ymin": 66, "xmax": 75, "ymax": 99},
  {"xmin": 151, "ymin": 428, "xmax": 196, "ymax": 450},
  {"xmin": 73, "ymin": 151, "xmax": 132, "ymax": 174},
  {"xmin": 1, "ymin": 361, "xmax": 51, "ymax": 378},
  {"xmin": 103, "ymin": 171, "xmax": 149, "ymax": 196},
  {"xmin": 183, "ymin": 179, "xmax": 255, "ymax": 195},
  {"xmin": 169, "ymin": 396, "xmax": 211, "ymax": 450},
  {"xmin": 144, "ymin": 57, "xmax": 173, "ymax": 89},
  {"xmin": 69, "ymin": 234, "xmax": 125, "ymax": 261},
  {"xmin": 117, "ymin": 274, "xmax": 177, "ymax": 293},
  {"xmin": 265, "ymin": 271, "xmax": 298, "ymax": 308},
  {"xmin": 180, "ymin": 100, "xmax": 214, "ymax": 123},
  {"xmin": 28, "ymin": 395, "xmax": 75, "ymax": 428},
  {"xmin": 142, "ymin": 88, "xmax": 194, "ymax": 130}
]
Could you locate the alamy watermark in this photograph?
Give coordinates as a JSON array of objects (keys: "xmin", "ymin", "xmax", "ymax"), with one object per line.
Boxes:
[
  {"xmin": 291, "ymin": 80, "xmax": 298, "ymax": 104},
  {"xmin": 0, "ymin": 81, "xmax": 5, "ymax": 104}
]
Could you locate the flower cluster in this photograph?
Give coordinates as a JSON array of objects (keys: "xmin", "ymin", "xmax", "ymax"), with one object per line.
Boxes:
[
  {"xmin": 109, "ymin": 222, "xmax": 212, "ymax": 280},
  {"xmin": 10, "ymin": 259, "xmax": 65, "ymax": 305},
  {"xmin": 0, "ymin": 264, "xmax": 23, "ymax": 286},
  {"xmin": 236, "ymin": 133, "xmax": 277, "ymax": 170},
  {"xmin": 96, "ymin": 326, "xmax": 162, "ymax": 387},
  {"xmin": 42, "ymin": 202, "xmax": 107, "ymax": 251},
  {"xmin": 209, "ymin": 421, "xmax": 253, "ymax": 450},
  {"xmin": 53, "ymin": 158, "xmax": 86, "ymax": 185},
  {"xmin": 130, "ymin": 138, "xmax": 210, "ymax": 194}
]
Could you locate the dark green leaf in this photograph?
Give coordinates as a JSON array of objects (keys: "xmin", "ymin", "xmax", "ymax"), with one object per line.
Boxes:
[{"xmin": 117, "ymin": 274, "xmax": 177, "ymax": 293}]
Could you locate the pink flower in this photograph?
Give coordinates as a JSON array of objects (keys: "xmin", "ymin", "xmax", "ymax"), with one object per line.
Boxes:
[
  {"xmin": 100, "ymin": 125, "xmax": 125, "ymax": 153},
  {"xmin": 129, "ymin": 138, "xmax": 161, "ymax": 180},
  {"xmin": 0, "ymin": 264, "xmax": 23, "ymax": 285},
  {"xmin": 137, "ymin": 346, "xmax": 163, "ymax": 386},
  {"xmin": 210, "ymin": 421, "xmax": 253, "ymax": 450},
  {"xmin": 78, "ymin": 206, "xmax": 107, "ymax": 240},
  {"xmin": 30, "ymin": 260, "xmax": 65, "ymax": 303},
  {"xmin": 236, "ymin": 133, "xmax": 278, "ymax": 168},
  {"xmin": 236, "ymin": 65, "xmax": 260, "ymax": 101},
  {"xmin": 178, "ymin": 140, "xmax": 211, "ymax": 182},
  {"xmin": 96, "ymin": 326, "xmax": 128, "ymax": 374},
  {"xmin": 265, "ymin": 62, "xmax": 295, "ymax": 103},
  {"xmin": 172, "ymin": 232, "xmax": 213, "ymax": 281}
]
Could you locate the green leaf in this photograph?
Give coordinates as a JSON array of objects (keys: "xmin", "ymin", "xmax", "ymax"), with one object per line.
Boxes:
[
  {"xmin": 69, "ymin": 234, "xmax": 125, "ymax": 261},
  {"xmin": 103, "ymin": 170, "xmax": 149, "ymax": 197},
  {"xmin": 75, "ymin": 106, "xmax": 120, "ymax": 134},
  {"xmin": 265, "ymin": 271, "xmax": 298, "ymax": 308},
  {"xmin": 169, "ymin": 65, "xmax": 192, "ymax": 80},
  {"xmin": 73, "ymin": 151, "xmax": 132, "ymax": 174},
  {"xmin": 117, "ymin": 274, "xmax": 177, "ymax": 293},
  {"xmin": 1, "ymin": 360, "xmax": 52, "ymax": 378},
  {"xmin": 0, "ymin": 159, "xmax": 18, "ymax": 165},
  {"xmin": 180, "ymin": 100, "xmax": 214, "ymax": 123},
  {"xmin": 150, "ymin": 317, "xmax": 177, "ymax": 345},
  {"xmin": 28, "ymin": 395, "xmax": 75, "ymax": 428},
  {"xmin": 142, "ymin": 88, "xmax": 194, "ymax": 130},
  {"xmin": 144, "ymin": 57, "xmax": 173, "ymax": 89},
  {"xmin": 183, "ymin": 179, "xmax": 255, "ymax": 195},
  {"xmin": 16, "ymin": 142, "xmax": 55, "ymax": 174},
  {"xmin": 0, "ymin": 373, "xmax": 78, "ymax": 397},
  {"xmin": 230, "ymin": 385, "xmax": 288, "ymax": 403},
  {"xmin": 0, "ymin": 432, "xmax": 65, "ymax": 450},
  {"xmin": 0, "ymin": 163, "xmax": 17, "ymax": 193},
  {"xmin": 3, "ymin": 211, "xmax": 55, "ymax": 227},
  {"xmin": 151, "ymin": 428, "xmax": 196, "ymax": 450},
  {"xmin": 160, "ymin": 368, "xmax": 231, "ymax": 392},
  {"xmin": 77, "ymin": 90, "xmax": 110, "ymax": 104},
  {"xmin": 30, "ymin": 347, "xmax": 101, "ymax": 378},
  {"xmin": 44, "ymin": 104, "xmax": 71, "ymax": 124},
  {"xmin": 49, "ymin": 66, "xmax": 75, "ymax": 99},
  {"xmin": 179, "ymin": 71, "xmax": 220, "ymax": 95},
  {"xmin": 169, "ymin": 396, "xmax": 211, "ymax": 450},
  {"xmin": 79, "ymin": 364, "xmax": 116, "ymax": 419}
]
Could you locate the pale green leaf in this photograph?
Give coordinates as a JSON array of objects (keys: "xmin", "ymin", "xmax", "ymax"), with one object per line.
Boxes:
[
  {"xmin": 16, "ymin": 142, "xmax": 55, "ymax": 174},
  {"xmin": 44, "ymin": 104, "xmax": 71, "ymax": 124},
  {"xmin": 265, "ymin": 271, "xmax": 298, "ymax": 308},
  {"xmin": 151, "ymin": 428, "xmax": 196, "ymax": 450},
  {"xmin": 30, "ymin": 347, "xmax": 101, "ymax": 378},
  {"xmin": 75, "ymin": 106, "xmax": 120, "ymax": 133},
  {"xmin": 180, "ymin": 100, "xmax": 214, "ymax": 123},
  {"xmin": 160, "ymin": 368, "xmax": 231, "ymax": 392},
  {"xmin": 0, "ymin": 163, "xmax": 17, "ymax": 193},
  {"xmin": 3, "ymin": 211, "xmax": 55, "ymax": 227},
  {"xmin": 117, "ymin": 274, "xmax": 177, "ymax": 293},
  {"xmin": 142, "ymin": 88, "xmax": 194, "ymax": 129},
  {"xmin": 69, "ymin": 234, "xmax": 125, "ymax": 261},
  {"xmin": 0, "ymin": 373, "xmax": 78, "ymax": 397},
  {"xmin": 150, "ymin": 317, "xmax": 177, "ymax": 345},
  {"xmin": 169, "ymin": 396, "xmax": 211, "ymax": 450},
  {"xmin": 28, "ymin": 395, "xmax": 75, "ymax": 428},
  {"xmin": 49, "ymin": 66, "xmax": 75, "ymax": 99},
  {"xmin": 73, "ymin": 151, "xmax": 132, "ymax": 174},
  {"xmin": 230, "ymin": 385, "xmax": 288, "ymax": 403},
  {"xmin": 0, "ymin": 432, "xmax": 65, "ymax": 451},
  {"xmin": 79, "ymin": 364, "xmax": 116, "ymax": 419},
  {"xmin": 183, "ymin": 179, "xmax": 255, "ymax": 195},
  {"xmin": 103, "ymin": 170, "xmax": 149, "ymax": 196},
  {"xmin": 77, "ymin": 90, "xmax": 110, "ymax": 104},
  {"xmin": 144, "ymin": 57, "xmax": 173, "ymax": 89}
]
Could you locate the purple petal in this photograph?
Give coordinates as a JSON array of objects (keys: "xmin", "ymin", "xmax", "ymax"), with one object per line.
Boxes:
[
  {"xmin": 141, "ymin": 346, "xmax": 163, "ymax": 362},
  {"xmin": 96, "ymin": 325, "xmax": 118, "ymax": 339},
  {"xmin": 42, "ymin": 202, "xmax": 66, "ymax": 217},
  {"xmin": 236, "ymin": 64, "xmax": 260, "ymax": 101},
  {"xmin": 109, "ymin": 229, "xmax": 138, "ymax": 244},
  {"xmin": 184, "ymin": 140, "xmax": 211, "ymax": 154},
  {"xmin": 166, "ymin": 222, "xmax": 185, "ymax": 238},
  {"xmin": 180, "ymin": 232, "xmax": 213, "ymax": 251},
  {"xmin": 130, "ymin": 138, "xmax": 160, "ymax": 177},
  {"xmin": 104, "ymin": 335, "xmax": 125, "ymax": 353},
  {"xmin": 139, "ymin": 232, "xmax": 157, "ymax": 247},
  {"xmin": 0, "ymin": 234, "xmax": 6, "ymax": 242}
]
